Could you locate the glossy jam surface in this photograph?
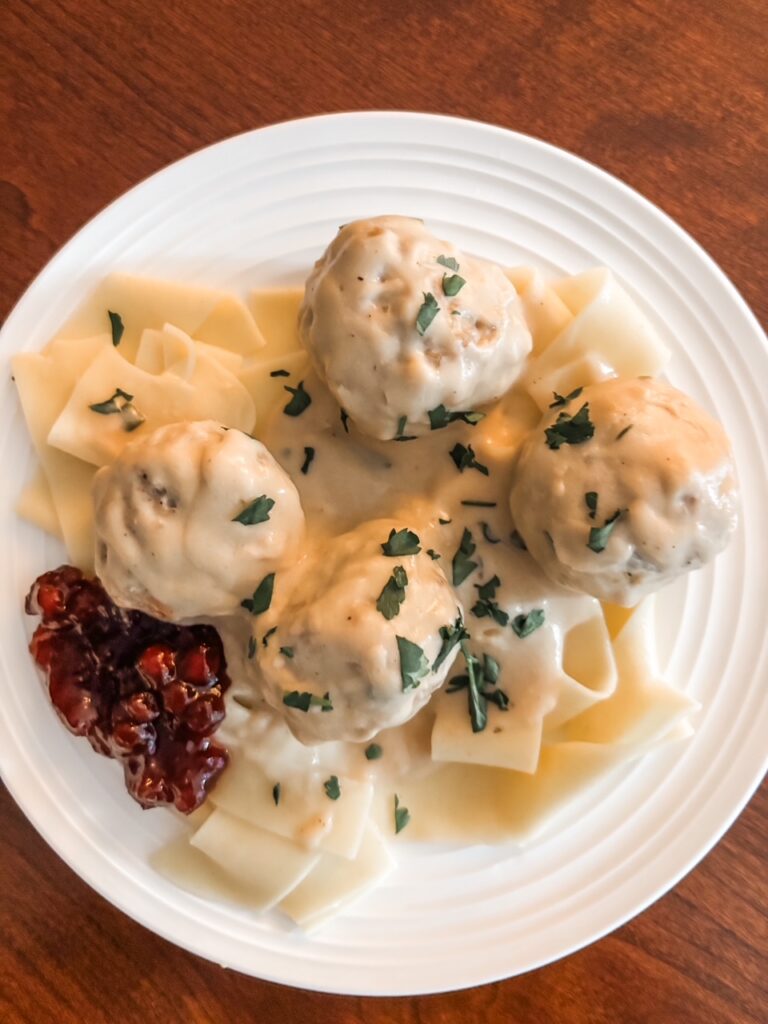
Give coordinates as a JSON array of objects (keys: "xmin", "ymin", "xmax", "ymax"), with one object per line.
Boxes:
[{"xmin": 26, "ymin": 566, "xmax": 230, "ymax": 813}]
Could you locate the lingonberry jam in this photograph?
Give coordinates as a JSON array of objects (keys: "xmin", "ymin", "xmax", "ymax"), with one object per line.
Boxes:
[{"xmin": 26, "ymin": 565, "xmax": 230, "ymax": 813}]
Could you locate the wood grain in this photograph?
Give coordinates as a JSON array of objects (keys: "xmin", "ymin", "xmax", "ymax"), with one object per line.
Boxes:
[{"xmin": 1, "ymin": 0, "xmax": 766, "ymax": 1020}]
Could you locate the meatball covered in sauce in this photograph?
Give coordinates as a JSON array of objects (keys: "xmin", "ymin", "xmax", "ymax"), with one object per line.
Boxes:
[
  {"xmin": 509, "ymin": 377, "xmax": 739, "ymax": 606},
  {"xmin": 298, "ymin": 216, "xmax": 532, "ymax": 441},
  {"xmin": 93, "ymin": 420, "xmax": 305, "ymax": 620},
  {"xmin": 254, "ymin": 520, "xmax": 463, "ymax": 744}
]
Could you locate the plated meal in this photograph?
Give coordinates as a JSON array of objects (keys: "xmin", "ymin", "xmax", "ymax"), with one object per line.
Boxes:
[{"xmin": 12, "ymin": 214, "xmax": 739, "ymax": 931}]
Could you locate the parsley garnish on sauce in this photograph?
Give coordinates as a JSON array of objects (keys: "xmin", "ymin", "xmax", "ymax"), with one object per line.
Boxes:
[
  {"xmin": 416, "ymin": 292, "xmax": 440, "ymax": 335},
  {"xmin": 240, "ymin": 573, "xmax": 275, "ymax": 615},
  {"xmin": 461, "ymin": 500, "xmax": 496, "ymax": 508},
  {"xmin": 272, "ymin": 782, "xmax": 281, "ymax": 806},
  {"xmin": 544, "ymin": 403, "xmax": 595, "ymax": 449},
  {"xmin": 436, "ymin": 255, "xmax": 459, "ymax": 271},
  {"xmin": 108, "ymin": 310, "xmax": 124, "ymax": 347},
  {"xmin": 247, "ymin": 636, "xmax": 257, "ymax": 659},
  {"xmin": 381, "ymin": 527, "xmax": 421, "ymax": 556},
  {"xmin": 511, "ymin": 608, "xmax": 546, "ymax": 638},
  {"xmin": 587, "ymin": 509, "xmax": 624, "ymax": 552},
  {"xmin": 396, "ymin": 636, "xmax": 429, "ymax": 691},
  {"xmin": 270, "ymin": 368, "xmax": 291, "ymax": 378},
  {"xmin": 279, "ymin": 646, "xmax": 294, "ymax": 658},
  {"xmin": 428, "ymin": 404, "xmax": 485, "ymax": 430},
  {"xmin": 394, "ymin": 794, "xmax": 411, "ymax": 834},
  {"xmin": 549, "ymin": 386, "xmax": 583, "ymax": 408},
  {"xmin": 301, "ymin": 446, "xmax": 315, "ymax": 474},
  {"xmin": 232, "ymin": 494, "xmax": 274, "ymax": 525},
  {"xmin": 340, "ymin": 408, "xmax": 350, "ymax": 433},
  {"xmin": 446, "ymin": 641, "xmax": 509, "ymax": 733},
  {"xmin": 365, "ymin": 743, "xmax": 383, "ymax": 760},
  {"xmin": 481, "ymin": 522, "xmax": 500, "ymax": 544},
  {"xmin": 262, "ymin": 625, "xmax": 277, "ymax": 647},
  {"xmin": 449, "ymin": 443, "xmax": 489, "ymax": 476},
  {"xmin": 616, "ymin": 424, "xmax": 633, "ymax": 440},
  {"xmin": 426, "ymin": 549, "xmax": 440, "ymax": 560},
  {"xmin": 376, "ymin": 566, "xmax": 408, "ymax": 620},
  {"xmin": 471, "ymin": 575, "xmax": 509, "ymax": 626},
  {"xmin": 452, "ymin": 528, "xmax": 478, "ymax": 585},
  {"xmin": 585, "ymin": 491, "xmax": 598, "ymax": 519},
  {"xmin": 442, "ymin": 273, "xmax": 465, "ymax": 297},
  {"xmin": 283, "ymin": 380, "xmax": 311, "ymax": 416},
  {"xmin": 88, "ymin": 388, "xmax": 145, "ymax": 432},
  {"xmin": 394, "ymin": 415, "xmax": 416, "ymax": 441},
  {"xmin": 324, "ymin": 775, "xmax": 341, "ymax": 800},
  {"xmin": 432, "ymin": 614, "xmax": 469, "ymax": 671},
  {"xmin": 282, "ymin": 690, "xmax": 334, "ymax": 712}
]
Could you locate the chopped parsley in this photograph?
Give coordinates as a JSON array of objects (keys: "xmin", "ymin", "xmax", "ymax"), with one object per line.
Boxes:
[
  {"xmin": 587, "ymin": 509, "xmax": 624, "ymax": 553},
  {"xmin": 365, "ymin": 743, "xmax": 383, "ymax": 760},
  {"xmin": 270, "ymin": 368, "xmax": 291, "ymax": 378},
  {"xmin": 282, "ymin": 690, "xmax": 334, "ymax": 712},
  {"xmin": 511, "ymin": 608, "xmax": 546, "ymax": 638},
  {"xmin": 436, "ymin": 255, "xmax": 459, "ymax": 271},
  {"xmin": 471, "ymin": 575, "xmax": 509, "ymax": 626},
  {"xmin": 232, "ymin": 494, "xmax": 274, "ymax": 525},
  {"xmin": 452, "ymin": 528, "xmax": 478, "ymax": 585},
  {"xmin": 510, "ymin": 530, "xmax": 527, "ymax": 550},
  {"xmin": 108, "ymin": 310, "xmax": 124, "ymax": 347},
  {"xmin": 461, "ymin": 500, "xmax": 496, "ymax": 508},
  {"xmin": 88, "ymin": 388, "xmax": 145, "ymax": 432},
  {"xmin": 262, "ymin": 625, "xmax": 277, "ymax": 647},
  {"xmin": 376, "ymin": 565, "xmax": 408, "ymax": 620},
  {"xmin": 549, "ymin": 386, "xmax": 583, "ymax": 408},
  {"xmin": 279, "ymin": 646, "xmax": 294, "ymax": 658},
  {"xmin": 449, "ymin": 443, "xmax": 489, "ymax": 476},
  {"xmin": 481, "ymin": 521, "xmax": 500, "ymax": 544},
  {"xmin": 340, "ymin": 408, "xmax": 350, "ymax": 433},
  {"xmin": 446, "ymin": 642, "xmax": 510, "ymax": 732},
  {"xmin": 247, "ymin": 636, "xmax": 257, "ymax": 659},
  {"xmin": 616, "ymin": 424, "xmax": 634, "ymax": 441},
  {"xmin": 426, "ymin": 548, "xmax": 440, "ymax": 560},
  {"xmin": 396, "ymin": 635, "xmax": 429, "ymax": 691},
  {"xmin": 416, "ymin": 292, "xmax": 440, "ymax": 335},
  {"xmin": 428, "ymin": 404, "xmax": 485, "ymax": 430},
  {"xmin": 381, "ymin": 527, "xmax": 421, "ymax": 557},
  {"xmin": 283, "ymin": 380, "xmax": 311, "ymax": 416},
  {"xmin": 432, "ymin": 614, "xmax": 470, "ymax": 671},
  {"xmin": 442, "ymin": 273, "xmax": 465, "ymax": 297},
  {"xmin": 301, "ymin": 446, "xmax": 315, "ymax": 474},
  {"xmin": 544, "ymin": 403, "xmax": 595, "ymax": 449},
  {"xmin": 585, "ymin": 491, "xmax": 598, "ymax": 519},
  {"xmin": 272, "ymin": 782, "xmax": 281, "ymax": 806},
  {"xmin": 394, "ymin": 414, "xmax": 416, "ymax": 441},
  {"xmin": 394, "ymin": 794, "xmax": 411, "ymax": 834},
  {"xmin": 438, "ymin": 517, "xmax": 452, "ymax": 525},
  {"xmin": 324, "ymin": 775, "xmax": 341, "ymax": 800},
  {"xmin": 240, "ymin": 573, "xmax": 275, "ymax": 615}
]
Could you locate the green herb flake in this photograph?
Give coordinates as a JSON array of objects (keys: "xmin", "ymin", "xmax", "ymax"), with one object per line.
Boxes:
[
  {"xmin": 324, "ymin": 775, "xmax": 341, "ymax": 800},
  {"xmin": 449, "ymin": 443, "xmax": 489, "ymax": 476},
  {"xmin": 301, "ymin": 446, "xmax": 315, "ymax": 475},
  {"xmin": 442, "ymin": 273, "xmax": 466, "ymax": 297},
  {"xmin": 585, "ymin": 491, "xmax": 598, "ymax": 519},
  {"xmin": 481, "ymin": 522, "xmax": 500, "ymax": 544},
  {"xmin": 471, "ymin": 575, "xmax": 509, "ymax": 626},
  {"xmin": 432, "ymin": 614, "xmax": 470, "ymax": 671},
  {"xmin": 376, "ymin": 565, "xmax": 409, "ymax": 620},
  {"xmin": 232, "ymin": 494, "xmax": 275, "ymax": 526},
  {"xmin": 416, "ymin": 292, "xmax": 440, "ymax": 336},
  {"xmin": 340, "ymin": 408, "xmax": 350, "ymax": 433},
  {"xmin": 616, "ymin": 424, "xmax": 634, "ymax": 441},
  {"xmin": 394, "ymin": 414, "xmax": 416, "ymax": 441},
  {"xmin": 428, "ymin": 404, "xmax": 485, "ymax": 430},
  {"xmin": 544, "ymin": 403, "xmax": 595, "ymax": 449},
  {"xmin": 511, "ymin": 608, "xmax": 546, "ymax": 638},
  {"xmin": 270, "ymin": 368, "xmax": 291, "ymax": 378},
  {"xmin": 482, "ymin": 653, "xmax": 500, "ymax": 685},
  {"xmin": 279, "ymin": 646, "xmax": 294, "ymax": 658},
  {"xmin": 436, "ymin": 254, "xmax": 459, "ymax": 271},
  {"xmin": 282, "ymin": 690, "xmax": 334, "ymax": 712},
  {"xmin": 396, "ymin": 635, "xmax": 429, "ymax": 691},
  {"xmin": 452, "ymin": 528, "xmax": 478, "ymax": 585},
  {"xmin": 240, "ymin": 573, "xmax": 275, "ymax": 615},
  {"xmin": 247, "ymin": 636, "xmax": 257, "ymax": 659},
  {"xmin": 283, "ymin": 380, "xmax": 312, "ymax": 416},
  {"xmin": 438, "ymin": 517, "xmax": 452, "ymax": 525},
  {"xmin": 394, "ymin": 794, "xmax": 411, "ymax": 834},
  {"xmin": 262, "ymin": 625, "xmax": 277, "ymax": 647},
  {"xmin": 88, "ymin": 388, "xmax": 145, "ymax": 433},
  {"xmin": 447, "ymin": 642, "xmax": 510, "ymax": 732},
  {"xmin": 426, "ymin": 548, "xmax": 440, "ymax": 560},
  {"xmin": 365, "ymin": 743, "xmax": 383, "ymax": 760},
  {"xmin": 381, "ymin": 527, "xmax": 421, "ymax": 557},
  {"xmin": 461, "ymin": 500, "xmax": 497, "ymax": 508},
  {"xmin": 587, "ymin": 509, "xmax": 624, "ymax": 553},
  {"xmin": 549, "ymin": 386, "xmax": 584, "ymax": 408},
  {"xmin": 272, "ymin": 782, "xmax": 281, "ymax": 806},
  {"xmin": 108, "ymin": 310, "xmax": 124, "ymax": 347}
]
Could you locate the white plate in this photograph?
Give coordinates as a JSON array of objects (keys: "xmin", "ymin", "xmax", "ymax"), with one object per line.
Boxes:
[{"xmin": 1, "ymin": 112, "xmax": 766, "ymax": 996}]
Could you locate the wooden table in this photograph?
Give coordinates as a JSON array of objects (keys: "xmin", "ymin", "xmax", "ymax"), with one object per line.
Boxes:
[{"xmin": 2, "ymin": 1, "xmax": 766, "ymax": 1021}]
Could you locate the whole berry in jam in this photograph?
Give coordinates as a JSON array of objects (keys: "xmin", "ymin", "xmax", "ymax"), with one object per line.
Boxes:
[{"xmin": 26, "ymin": 566, "xmax": 231, "ymax": 813}]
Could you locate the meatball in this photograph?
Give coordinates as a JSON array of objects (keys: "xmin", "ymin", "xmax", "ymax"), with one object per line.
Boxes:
[
  {"xmin": 254, "ymin": 520, "xmax": 463, "ymax": 744},
  {"xmin": 298, "ymin": 216, "xmax": 532, "ymax": 440},
  {"xmin": 509, "ymin": 377, "xmax": 739, "ymax": 606},
  {"xmin": 93, "ymin": 420, "xmax": 305, "ymax": 620}
]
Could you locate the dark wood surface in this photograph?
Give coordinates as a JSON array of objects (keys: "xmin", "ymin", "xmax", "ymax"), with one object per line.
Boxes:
[{"xmin": 2, "ymin": 1, "xmax": 766, "ymax": 1021}]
